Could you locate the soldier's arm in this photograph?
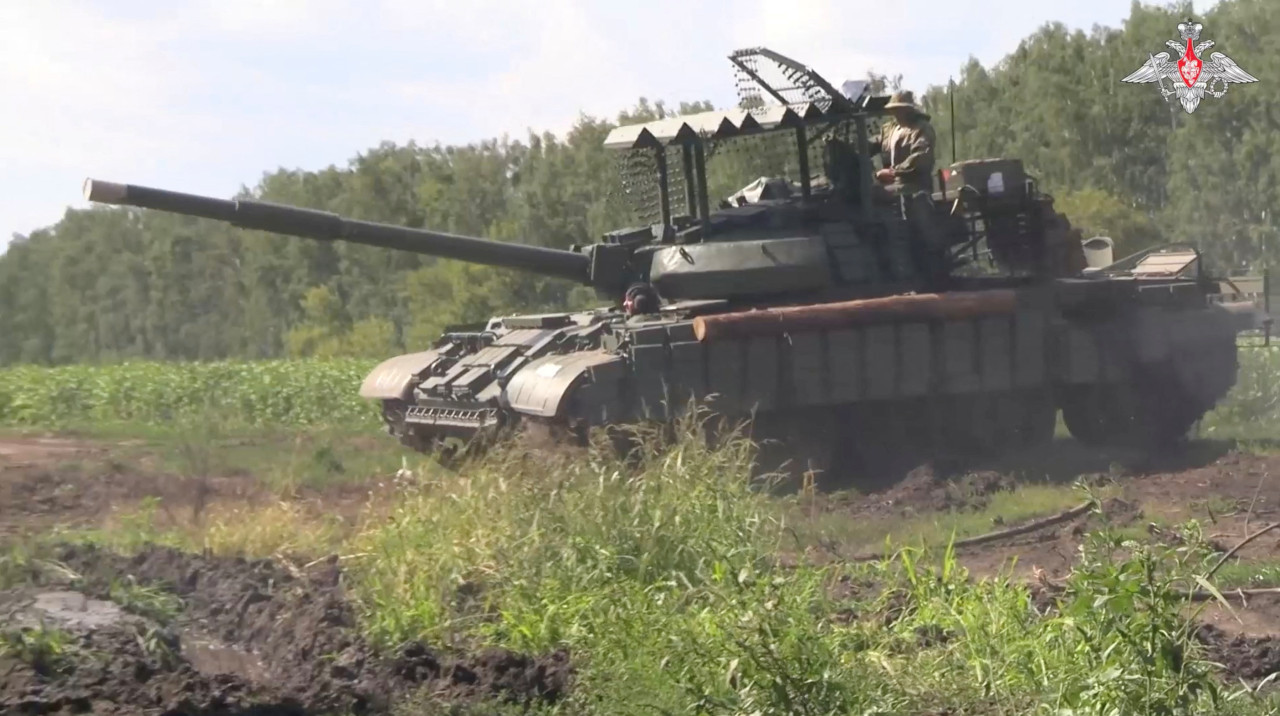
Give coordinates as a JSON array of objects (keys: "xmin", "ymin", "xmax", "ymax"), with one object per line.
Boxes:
[
  {"xmin": 891, "ymin": 124, "xmax": 935, "ymax": 180},
  {"xmin": 868, "ymin": 122, "xmax": 889, "ymax": 160}
]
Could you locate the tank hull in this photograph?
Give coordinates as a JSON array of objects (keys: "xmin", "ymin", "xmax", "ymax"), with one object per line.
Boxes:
[{"xmin": 364, "ymin": 276, "xmax": 1258, "ymax": 484}]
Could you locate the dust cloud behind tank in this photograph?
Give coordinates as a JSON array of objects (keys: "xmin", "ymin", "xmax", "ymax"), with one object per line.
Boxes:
[{"xmin": 82, "ymin": 47, "xmax": 1270, "ymax": 488}]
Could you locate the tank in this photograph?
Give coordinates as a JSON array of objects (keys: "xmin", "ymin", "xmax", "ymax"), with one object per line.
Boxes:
[{"xmin": 82, "ymin": 48, "xmax": 1268, "ymax": 486}]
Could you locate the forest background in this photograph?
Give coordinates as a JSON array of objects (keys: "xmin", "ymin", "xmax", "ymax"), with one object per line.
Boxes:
[{"xmin": 1, "ymin": 0, "xmax": 1274, "ymax": 366}]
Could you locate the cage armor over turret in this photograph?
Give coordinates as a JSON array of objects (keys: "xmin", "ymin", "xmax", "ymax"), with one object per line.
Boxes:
[{"xmin": 84, "ymin": 47, "xmax": 1269, "ymax": 487}]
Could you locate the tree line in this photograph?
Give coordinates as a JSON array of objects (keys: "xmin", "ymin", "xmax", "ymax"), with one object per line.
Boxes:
[{"xmin": 1, "ymin": 0, "xmax": 1275, "ymax": 366}]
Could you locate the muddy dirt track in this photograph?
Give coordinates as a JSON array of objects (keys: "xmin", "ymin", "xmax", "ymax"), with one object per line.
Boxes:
[
  {"xmin": 4, "ymin": 434, "xmax": 1280, "ymax": 712},
  {"xmin": 796, "ymin": 442, "xmax": 1280, "ymax": 577},
  {"xmin": 0, "ymin": 437, "xmax": 578, "ymax": 714},
  {"xmin": 0, "ymin": 544, "xmax": 570, "ymax": 715}
]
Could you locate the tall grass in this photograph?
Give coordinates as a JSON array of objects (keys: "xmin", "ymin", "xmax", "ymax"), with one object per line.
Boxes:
[{"xmin": 350, "ymin": 419, "xmax": 1277, "ymax": 714}]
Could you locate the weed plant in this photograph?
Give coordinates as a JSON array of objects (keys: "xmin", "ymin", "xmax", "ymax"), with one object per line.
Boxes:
[
  {"xmin": 351, "ymin": 416, "xmax": 1277, "ymax": 714},
  {"xmin": 0, "ymin": 624, "xmax": 76, "ymax": 676}
]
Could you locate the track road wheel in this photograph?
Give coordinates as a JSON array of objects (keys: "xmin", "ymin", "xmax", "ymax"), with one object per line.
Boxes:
[
  {"xmin": 933, "ymin": 395, "xmax": 992, "ymax": 459},
  {"xmin": 381, "ymin": 400, "xmax": 431, "ymax": 453},
  {"xmin": 1127, "ymin": 359, "xmax": 1220, "ymax": 449},
  {"xmin": 1061, "ymin": 314, "xmax": 1241, "ymax": 450},
  {"xmin": 1125, "ymin": 326, "xmax": 1239, "ymax": 449},
  {"xmin": 1012, "ymin": 390, "xmax": 1057, "ymax": 449},
  {"xmin": 749, "ymin": 409, "xmax": 848, "ymax": 493},
  {"xmin": 1061, "ymin": 366, "xmax": 1217, "ymax": 450},
  {"xmin": 1059, "ymin": 387, "xmax": 1126, "ymax": 447}
]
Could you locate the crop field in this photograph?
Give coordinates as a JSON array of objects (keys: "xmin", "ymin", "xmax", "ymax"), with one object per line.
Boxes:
[
  {"xmin": 0, "ymin": 358, "xmax": 381, "ymax": 429},
  {"xmin": 2, "ymin": 347, "xmax": 1280, "ymax": 714}
]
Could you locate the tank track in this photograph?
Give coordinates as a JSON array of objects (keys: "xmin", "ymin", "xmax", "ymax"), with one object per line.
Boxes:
[
  {"xmin": 378, "ymin": 399, "xmax": 502, "ymax": 464},
  {"xmin": 742, "ymin": 386, "xmax": 1058, "ymax": 491},
  {"xmin": 1060, "ymin": 312, "xmax": 1239, "ymax": 449}
]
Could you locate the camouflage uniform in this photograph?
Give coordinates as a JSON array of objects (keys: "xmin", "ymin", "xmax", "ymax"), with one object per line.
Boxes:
[{"xmin": 875, "ymin": 92, "xmax": 937, "ymax": 196}]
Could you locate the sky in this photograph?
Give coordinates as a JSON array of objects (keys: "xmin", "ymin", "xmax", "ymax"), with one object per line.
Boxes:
[{"xmin": 0, "ymin": 0, "xmax": 1218, "ymax": 250}]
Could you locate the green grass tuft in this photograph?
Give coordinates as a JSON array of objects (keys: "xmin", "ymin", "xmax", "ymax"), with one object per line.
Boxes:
[{"xmin": 0, "ymin": 624, "xmax": 78, "ymax": 676}]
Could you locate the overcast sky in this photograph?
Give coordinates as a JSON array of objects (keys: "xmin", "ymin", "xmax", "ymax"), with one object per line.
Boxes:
[{"xmin": 1, "ymin": 0, "xmax": 1218, "ymax": 250}]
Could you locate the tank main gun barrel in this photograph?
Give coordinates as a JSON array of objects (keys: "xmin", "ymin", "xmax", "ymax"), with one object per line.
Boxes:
[{"xmin": 83, "ymin": 179, "xmax": 593, "ymax": 284}]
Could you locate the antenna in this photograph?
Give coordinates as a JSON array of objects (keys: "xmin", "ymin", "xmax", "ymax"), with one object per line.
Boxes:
[{"xmin": 949, "ymin": 77, "xmax": 957, "ymax": 163}]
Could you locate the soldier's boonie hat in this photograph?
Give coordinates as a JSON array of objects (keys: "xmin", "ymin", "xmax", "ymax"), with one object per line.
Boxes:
[{"xmin": 884, "ymin": 90, "xmax": 919, "ymax": 110}]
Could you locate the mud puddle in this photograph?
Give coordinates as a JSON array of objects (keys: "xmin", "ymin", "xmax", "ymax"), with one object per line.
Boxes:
[
  {"xmin": 179, "ymin": 628, "xmax": 271, "ymax": 684},
  {"xmin": 0, "ymin": 544, "xmax": 572, "ymax": 714}
]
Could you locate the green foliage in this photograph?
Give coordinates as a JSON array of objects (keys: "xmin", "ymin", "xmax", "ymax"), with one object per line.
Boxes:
[
  {"xmin": 0, "ymin": 359, "xmax": 379, "ymax": 428},
  {"xmin": 285, "ymin": 285, "xmax": 400, "ymax": 358},
  {"xmin": 0, "ymin": 543, "xmax": 44, "ymax": 589},
  {"xmin": 0, "ymin": 624, "xmax": 76, "ymax": 675},
  {"xmin": 1051, "ymin": 521, "xmax": 1223, "ymax": 714},
  {"xmin": 1201, "ymin": 347, "xmax": 1280, "ymax": 439},
  {"xmin": 349, "ymin": 422, "xmax": 1270, "ymax": 714},
  {"xmin": 1056, "ymin": 187, "xmax": 1165, "ymax": 257},
  {"xmin": 107, "ymin": 575, "xmax": 184, "ymax": 625}
]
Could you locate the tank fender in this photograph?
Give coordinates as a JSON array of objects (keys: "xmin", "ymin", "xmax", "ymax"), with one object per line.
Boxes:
[
  {"xmin": 1127, "ymin": 304, "xmax": 1247, "ymax": 364},
  {"xmin": 1213, "ymin": 300, "xmax": 1269, "ymax": 333},
  {"xmin": 358, "ymin": 350, "xmax": 444, "ymax": 401},
  {"xmin": 504, "ymin": 350, "xmax": 626, "ymax": 419}
]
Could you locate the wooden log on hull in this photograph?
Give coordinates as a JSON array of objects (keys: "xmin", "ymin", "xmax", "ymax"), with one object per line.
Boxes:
[{"xmin": 691, "ymin": 290, "xmax": 1020, "ymax": 341}]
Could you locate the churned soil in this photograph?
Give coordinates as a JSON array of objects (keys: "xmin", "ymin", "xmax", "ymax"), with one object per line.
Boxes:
[
  {"xmin": 803, "ymin": 443, "xmax": 1280, "ymax": 576},
  {"xmin": 0, "ymin": 436, "xmax": 124, "ymax": 537},
  {"xmin": 964, "ymin": 448, "xmax": 1280, "ymax": 583},
  {"xmin": 824, "ymin": 463, "xmax": 1021, "ymax": 518},
  {"xmin": 1197, "ymin": 624, "xmax": 1280, "ymax": 682},
  {"xmin": 7, "ymin": 433, "xmax": 1280, "ymax": 708},
  {"xmin": 819, "ymin": 444, "xmax": 1280, "ymax": 690},
  {"xmin": 0, "ymin": 544, "xmax": 571, "ymax": 715}
]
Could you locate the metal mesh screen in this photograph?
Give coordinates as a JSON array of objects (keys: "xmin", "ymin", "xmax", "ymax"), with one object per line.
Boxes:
[
  {"xmin": 609, "ymin": 115, "xmax": 886, "ymax": 221},
  {"xmin": 607, "ymin": 145, "xmax": 689, "ymax": 226},
  {"xmin": 704, "ymin": 132, "xmax": 805, "ymax": 202},
  {"xmin": 707, "ymin": 118, "xmax": 877, "ymax": 200},
  {"xmin": 730, "ymin": 50, "xmax": 838, "ymax": 111}
]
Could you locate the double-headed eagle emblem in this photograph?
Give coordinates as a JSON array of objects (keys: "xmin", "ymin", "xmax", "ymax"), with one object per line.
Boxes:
[{"xmin": 1121, "ymin": 19, "xmax": 1258, "ymax": 114}]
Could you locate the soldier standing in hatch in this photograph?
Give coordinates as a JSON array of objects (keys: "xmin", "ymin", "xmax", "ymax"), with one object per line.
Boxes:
[{"xmin": 872, "ymin": 90, "xmax": 937, "ymax": 197}]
